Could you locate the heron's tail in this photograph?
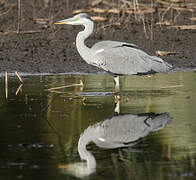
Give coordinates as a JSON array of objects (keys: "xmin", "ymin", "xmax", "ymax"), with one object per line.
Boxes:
[
  {"xmin": 151, "ymin": 56, "xmax": 173, "ymax": 73},
  {"xmin": 146, "ymin": 112, "xmax": 172, "ymax": 132}
]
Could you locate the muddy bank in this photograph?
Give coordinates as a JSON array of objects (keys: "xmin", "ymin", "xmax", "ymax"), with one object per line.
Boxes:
[{"xmin": 0, "ymin": 0, "xmax": 196, "ymax": 73}]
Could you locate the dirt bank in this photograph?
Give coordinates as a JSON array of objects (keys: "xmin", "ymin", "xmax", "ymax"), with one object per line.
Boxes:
[{"xmin": 0, "ymin": 0, "xmax": 196, "ymax": 73}]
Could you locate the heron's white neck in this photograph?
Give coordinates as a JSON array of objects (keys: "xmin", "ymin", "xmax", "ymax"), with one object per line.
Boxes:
[
  {"xmin": 76, "ymin": 20, "xmax": 94, "ymax": 64},
  {"xmin": 78, "ymin": 131, "xmax": 96, "ymax": 170}
]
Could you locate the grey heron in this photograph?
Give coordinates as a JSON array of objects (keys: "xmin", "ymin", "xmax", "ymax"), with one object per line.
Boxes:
[
  {"xmin": 60, "ymin": 100, "xmax": 172, "ymax": 177},
  {"xmin": 63, "ymin": 107, "xmax": 172, "ymax": 177},
  {"xmin": 55, "ymin": 13, "xmax": 173, "ymax": 91}
]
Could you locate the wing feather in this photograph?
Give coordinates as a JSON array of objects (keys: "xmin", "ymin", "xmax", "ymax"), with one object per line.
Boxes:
[{"xmin": 91, "ymin": 41, "xmax": 171, "ymax": 75}]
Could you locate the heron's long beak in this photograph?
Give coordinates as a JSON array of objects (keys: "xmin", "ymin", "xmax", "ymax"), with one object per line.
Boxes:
[{"xmin": 55, "ymin": 18, "xmax": 73, "ymax": 25}]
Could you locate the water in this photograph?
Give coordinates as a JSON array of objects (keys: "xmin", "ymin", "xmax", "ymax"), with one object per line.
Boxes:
[{"xmin": 0, "ymin": 72, "xmax": 196, "ymax": 179}]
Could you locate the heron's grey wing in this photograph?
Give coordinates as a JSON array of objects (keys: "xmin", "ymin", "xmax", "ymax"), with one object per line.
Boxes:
[
  {"xmin": 92, "ymin": 40, "xmax": 138, "ymax": 49},
  {"xmin": 92, "ymin": 114, "xmax": 153, "ymax": 149},
  {"xmin": 92, "ymin": 113, "xmax": 172, "ymax": 149},
  {"xmin": 92, "ymin": 41, "xmax": 171, "ymax": 75}
]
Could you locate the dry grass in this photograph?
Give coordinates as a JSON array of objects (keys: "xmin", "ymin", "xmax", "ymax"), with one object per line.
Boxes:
[
  {"xmin": 15, "ymin": 71, "xmax": 24, "ymax": 84},
  {"xmin": 71, "ymin": 0, "xmax": 196, "ymax": 39},
  {"xmin": 3, "ymin": 72, "xmax": 24, "ymax": 98},
  {"xmin": 0, "ymin": 0, "xmax": 195, "ymax": 37}
]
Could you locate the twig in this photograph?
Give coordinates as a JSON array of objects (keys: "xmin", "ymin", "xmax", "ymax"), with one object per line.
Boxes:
[
  {"xmin": 102, "ymin": 0, "xmax": 116, "ymax": 7},
  {"xmin": 121, "ymin": 0, "xmax": 134, "ymax": 8},
  {"xmin": 92, "ymin": 8, "xmax": 106, "ymax": 13},
  {"xmin": 16, "ymin": 83, "xmax": 23, "ymax": 95},
  {"xmin": 72, "ymin": 9, "xmax": 91, "ymax": 14},
  {"xmin": 142, "ymin": 15, "xmax": 149, "ymax": 39},
  {"xmin": 157, "ymin": 0, "xmax": 196, "ymax": 9},
  {"xmin": 160, "ymin": 85, "xmax": 183, "ymax": 89},
  {"xmin": 68, "ymin": 96, "xmax": 84, "ymax": 100},
  {"xmin": 91, "ymin": 16, "xmax": 107, "ymax": 22},
  {"xmin": 100, "ymin": 22, "xmax": 121, "ymax": 29},
  {"xmin": 17, "ymin": 0, "xmax": 21, "ymax": 33},
  {"xmin": 156, "ymin": 21, "xmax": 171, "ymax": 25},
  {"xmin": 5, "ymin": 71, "xmax": 8, "ymax": 99},
  {"xmin": 108, "ymin": 8, "xmax": 121, "ymax": 14},
  {"xmin": 161, "ymin": 3, "xmax": 173, "ymax": 23},
  {"xmin": 173, "ymin": 7, "xmax": 194, "ymax": 12},
  {"xmin": 48, "ymin": 80, "xmax": 83, "ymax": 91},
  {"xmin": 0, "ymin": 30, "xmax": 42, "ymax": 35},
  {"xmin": 125, "ymin": 8, "xmax": 155, "ymax": 14},
  {"xmin": 0, "ymin": 6, "xmax": 13, "ymax": 16},
  {"xmin": 15, "ymin": 71, "xmax": 24, "ymax": 84},
  {"xmin": 173, "ymin": 10, "xmax": 181, "ymax": 23},
  {"xmin": 168, "ymin": 25, "xmax": 196, "ymax": 30},
  {"xmin": 190, "ymin": 17, "xmax": 196, "ymax": 21},
  {"xmin": 47, "ymin": 90, "xmax": 70, "ymax": 94},
  {"xmin": 34, "ymin": 18, "xmax": 50, "ymax": 25},
  {"xmin": 156, "ymin": 50, "xmax": 178, "ymax": 56},
  {"xmin": 156, "ymin": 0, "xmax": 173, "ymax": 6},
  {"xmin": 91, "ymin": 0, "xmax": 102, "ymax": 6}
]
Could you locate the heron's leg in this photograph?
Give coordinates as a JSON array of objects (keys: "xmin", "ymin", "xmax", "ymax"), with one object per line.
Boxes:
[
  {"xmin": 114, "ymin": 97, "xmax": 120, "ymax": 114},
  {"xmin": 114, "ymin": 75, "xmax": 120, "ymax": 92}
]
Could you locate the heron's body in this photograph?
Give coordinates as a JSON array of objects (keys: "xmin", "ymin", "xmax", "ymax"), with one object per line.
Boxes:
[
  {"xmin": 77, "ymin": 110, "xmax": 172, "ymax": 173},
  {"xmin": 64, "ymin": 101, "xmax": 172, "ymax": 177},
  {"xmin": 91, "ymin": 40, "xmax": 171, "ymax": 75},
  {"xmin": 80, "ymin": 112, "xmax": 172, "ymax": 149},
  {"xmin": 55, "ymin": 13, "xmax": 172, "ymax": 90}
]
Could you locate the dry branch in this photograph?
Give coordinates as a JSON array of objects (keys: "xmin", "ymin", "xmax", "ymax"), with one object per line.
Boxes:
[
  {"xmin": 157, "ymin": 0, "xmax": 196, "ymax": 9},
  {"xmin": 15, "ymin": 71, "xmax": 23, "ymax": 84},
  {"xmin": 173, "ymin": 7, "xmax": 194, "ymax": 12},
  {"xmin": 156, "ymin": 50, "xmax": 178, "ymax": 56},
  {"xmin": 125, "ymin": 8, "xmax": 155, "ymax": 14},
  {"xmin": 17, "ymin": 0, "xmax": 21, "ymax": 33},
  {"xmin": 108, "ymin": 9, "xmax": 121, "ymax": 14},
  {"xmin": 34, "ymin": 18, "xmax": 49, "ymax": 24},
  {"xmin": 0, "ymin": 6, "xmax": 13, "ymax": 16},
  {"xmin": 92, "ymin": 8, "xmax": 106, "ymax": 13},
  {"xmin": 16, "ymin": 84, "xmax": 23, "ymax": 95},
  {"xmin": 102, "ymin": 0, "xmax": 116, "ymax": 7},
  {"xmin": 190, "ymin": 17, "xmax": 196, "ymax": 21},
  {"xmin": 160, "ymin": 85, "xmax": 183, "ymax": 89},
  {"xmin": 5, "ymin": 71, "xmax": 8, "ymax": 99},
  {"xmin": 168, "ymin": 25, "xmax": 196, "ymax": 30},
  {"xmin": 156, "ymin": 21, "xmax": 171, "ymax": 25},
  {"xmin": 91, "ymin": 16, "xmax": 107, "ymax": 22},
  {"xmin": 0, "ymin": 30, "xmax": 42, "ymax": 35},
  {"xmin": 48, "ymin": 80, "xmax": 83, "ymax": 91},
  {"xmin": 91, "ymin": 0, "xmax": 102, "ymax": 6},
  {"xmin": 72, "ymin": 9, "xmax": 91, "ymax": 14}
]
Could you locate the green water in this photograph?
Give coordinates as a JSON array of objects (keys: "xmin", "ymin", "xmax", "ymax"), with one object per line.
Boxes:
[{"xmin": 0, "ymin": 72, "xmax": 196, "ymax": 179}]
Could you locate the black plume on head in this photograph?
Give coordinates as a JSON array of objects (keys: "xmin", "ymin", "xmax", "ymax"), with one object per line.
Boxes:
[{"xmin": 76, "ymin": 13, "xmax": 92, "ymax": 20}]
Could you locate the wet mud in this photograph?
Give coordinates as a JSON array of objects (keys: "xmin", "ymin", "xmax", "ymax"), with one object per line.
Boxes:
[{"xmin": 0, "ymin": 0, "xmax": 195, "ymax": 73}]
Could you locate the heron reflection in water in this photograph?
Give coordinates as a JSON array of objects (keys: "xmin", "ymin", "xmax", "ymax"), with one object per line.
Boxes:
[
  {"xmin": 55, "ymin": 13, "xmax": 173, "ymax": 92},
  {"xmin": 60, "ymin": 102, "xmax": 172, "ymax": 178}
]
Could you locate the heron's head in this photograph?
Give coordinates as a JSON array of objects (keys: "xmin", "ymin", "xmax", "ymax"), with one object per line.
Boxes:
[{"xmin": 55, "ymin": 13, "xmax": 92, "ymax": 26}]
